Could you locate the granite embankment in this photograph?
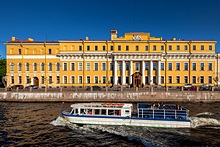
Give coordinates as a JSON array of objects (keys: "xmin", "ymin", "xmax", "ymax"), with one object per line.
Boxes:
[{"xmin": 0, "ymin": 91, "xmax": 220, "ymax": 102}]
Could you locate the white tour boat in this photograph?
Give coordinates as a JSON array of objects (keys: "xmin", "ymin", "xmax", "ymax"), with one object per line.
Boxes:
[{"xmin": 62, "ymin": 103, "xmax": 191, "ymax": 128}]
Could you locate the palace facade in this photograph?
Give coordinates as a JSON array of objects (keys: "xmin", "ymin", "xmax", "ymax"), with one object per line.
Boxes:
[{"xmin": 5, "ymin": 30, "xmax": 219, "ymax": 88}]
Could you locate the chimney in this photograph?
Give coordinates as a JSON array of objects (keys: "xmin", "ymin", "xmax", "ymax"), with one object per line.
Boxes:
[
  {"xmin": 110, "ymin": 30, "xmax": 118, "ymax": 40},
  {"xmin": 12, "ymin": 36, "xmax": 15, "ymax": 41}
]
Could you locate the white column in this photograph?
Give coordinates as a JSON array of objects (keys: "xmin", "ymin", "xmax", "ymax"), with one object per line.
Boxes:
[
  {"xmin": 129, "ymin": 60, "xmax": 133, "ymax": 85},
  {"xmin": 150, "ymin": 60, "xmax": 153, "ymax": 85},
  {"xmin": 114, "ymin": 60, "xmax": 118, "ymax": 85},
  {"xmin": 157, "ymin": 60, "xmax": 161, "ymax": 85},
  {"xmin": 122, "ymin": 60, "xmax": 126, "ymax": 85},
  {"xmin": 142, "ymin": 60, "xmax": 145, "ymax": 85}
]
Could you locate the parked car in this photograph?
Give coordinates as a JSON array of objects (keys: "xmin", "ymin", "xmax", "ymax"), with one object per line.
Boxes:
[
  {"xmin": 200, "ymin": 84, "xmax": 212, "ymax": 91},
  {"xmin": 86, "ymin": 86, "xmax": 102, "ymax": 91},
  {"xmin": 184, "ymin": 84, "xmax": 193, "ymax": 90},
  {"xmin": 25, "ymin": 85, "xmax": 39, "ymax": 89}
]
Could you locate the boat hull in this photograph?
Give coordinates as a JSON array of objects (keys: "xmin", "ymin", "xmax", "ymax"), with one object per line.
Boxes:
[{"xmin": 62, "ymin": 113, "xmax": 191, "ymax": 128}]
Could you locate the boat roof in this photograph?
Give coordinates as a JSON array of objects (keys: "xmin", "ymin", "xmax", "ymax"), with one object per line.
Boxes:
[{"xmin": 70, "ymin": 103, "xmax": 132, "ymax": 109}]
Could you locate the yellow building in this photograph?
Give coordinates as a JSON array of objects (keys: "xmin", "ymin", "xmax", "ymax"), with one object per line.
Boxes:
[{"xmin": 5, "ymin": 30, "xmax": 218, "ymax": 88}]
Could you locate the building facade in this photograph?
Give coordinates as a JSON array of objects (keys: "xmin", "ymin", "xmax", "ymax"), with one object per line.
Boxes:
[{"xmin": 5, "ymin": 30, "xmax": 219, "ymax": 88}]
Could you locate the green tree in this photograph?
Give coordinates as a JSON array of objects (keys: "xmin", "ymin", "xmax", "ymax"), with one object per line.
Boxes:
[{"xmin": 0, "ymin": 57, "xmax": 6, "ymax": 87}]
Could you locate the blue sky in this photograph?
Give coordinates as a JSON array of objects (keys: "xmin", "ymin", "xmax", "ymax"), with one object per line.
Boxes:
[{"xmin": 1, "ymin": 0, "xmax": 220, "ymax": 58}]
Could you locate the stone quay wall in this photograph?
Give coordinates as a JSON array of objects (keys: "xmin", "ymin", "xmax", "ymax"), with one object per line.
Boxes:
[{"xmin": 0, "ymin": 91, "xmax": 220, "ymax": 103}]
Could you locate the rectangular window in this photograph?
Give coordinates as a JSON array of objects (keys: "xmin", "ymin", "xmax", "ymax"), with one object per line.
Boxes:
[
  {"xmin": 201, "ymin": 45, "xmax": 204, "ymax": 50},
  {"xmin": 168, "ymin": 76, "xmax": 172, "ymax": 83},
  {"xmin": 200, "ymin": 76, "xmax": 204, "ymax": 84},
  {"xmin": 79, "ymin": 76, "xmax": 82, "ymax": 84},
  {"xmin": 11, "ymin": 76, "xmax": 14, "ymax": 84},
  {"xmin": 184, "ymin": 76, "xmax": 188, "ymax": 84},
  {"xmin": 56, "ymin": 76, "xmax": 60, "ymax": 84},
  {"xmin": 63, "ymin": 63, "xmax": 67, "ymax": 71},
  {"xmin": 184, "ymin": 63, "xmax": 188, "ymax": 70},
  {"xmin": 126, "ymin": 46, "xmax": 129, "ymax": 51},
  {"xmin": 71, "ymin": 63, "xmax": 75, "ymax": 71},
  {"xmin": 153, "ymin": 62, "xmax": 156, "ymax": 70},
  {"xmin": 110, "ymin": 62, "xmax": 113, "ymax": 70},
  {"xmin": 176, "ymin": 63, "xmax": 180, "ymax": 70},
  {"xmin": 192, "ymin": 76, "xmax": 196, "ymax": 84},
  {"xmin": 102, "ymin": 46, "xmax": 106, "ymax": 51},
  {"xmin": 95, "ymin": 76, "xmax": 98, "ymax": 84},
  {"xmin": 153, "ymin": 45, "xmax": 156, "ymax": 51},
  {"xmin": 26, "ymin": 76, "xmax": 29, "ymax": 84},
  {"xmin": 64, "ymin": 76, "xmax": 67, "ymax": 84},
  {"xmin": 118, "ymin": 45, "xmax": 121, "ymax": 51},
  {"xmin": 176, "ymin": 45, "xmax": 180, "ymax": 50},
  {"xmin": 168, "ymin": 63, "xmax": 172, "ymax": 70},
  {"xmin": 102, "ymin": 63, "xmax": 106, "ymax": 71},
  {"xmin": 169, "ymin": 45, "xmax": 172, "ymax": 50},
  {"xmin": 209, "ymin": 45, "xmax": 212, "ymax": 50},
  {"xmin": 161, "ymin": 45, "xmax": 164, "ymax": 51},
  {"xmin": 102, "ymin": 76, "xmax": 106, "ymax": 84},
  {"xmin": 48, "ymin": 49, "xmax": 52, "ymax": 54},
  {"xmin": 145, "ymin": 62, "xmax": 149, "ymax": 70},
  {"xmin": 161, "ymin": 76, "xmax": 164, "ymax": 84},
  {"xmin": 78, "ymin": 62, "xmax": 82, "ymax": 71},
  {"xmin": 87, "ymin": 46, "xmax": 90, "ymax": 51},
  {"xmin": 176, "ymin": 76, "xmax": 180, "ymax": 84},
  {"xmin": 95, "ymin": 46, "xmax": 98, "ymax": 51},
  {"xmin": 118, "ymin": 62, "xmax": 121, "ymax": 70},
  {"xmin": 110, "ymin": 46, "xmax": 114, "ymax": 51},
  {"xmin": 79, "ymin": 46, "xmax": 82, "ymax": 51},
  {"xmin": 41, "ymin": 76, "xmax": 44, "ymax": 84},
  {"xmin": 136, "ymin": 46, "xmax": 139, "ymax": 51},
  {"xmin": 87, "ymin": 76, "xmax": 90, "ymax": 84},
  {"xmin": 184, "ymin": 45, "xmax": 188, "ymax": 50},
  {"xmin": 86, "ymin": 62, "xmax": 90, "ymax": 71},
  {"xmin": 94, "ymin": 63, "xmax": 98, "ymax": 71},
  {"xmin": 71, "ymin": 76, "xmax": 75, "ymax": 84},
  {"xmin": 18, "ymin": 49, "xmax": 22, "ymax": 54},
  {"xmin": 193, "ymin": 45, "xmax": 196, "ymax": 50},
  {"xmin": 200, "ymin": 63, "xmax": 204, "ymax": 70},
  {"xmin": 49, "ymin": 76, "xmax": 52, "ymax": 84},
  {"xmin": 18, "ymin": 76, "xmax": 22, "ymax": 84},
  {"xmin": 161, "ymin": 63, "xmax": 164, "ymax": 70},
  {"xmin": 192, "ymin": 63, "xmax": 196, "ymax": 70},
  {"xmin": 208, "ymin": 76, "xmax": 212, "ymax": 84},
  {"xmin": 126, "ymin": 62, "xmax": 129, "ymax": 70},
  {"xmin": 145, "ymin": 46, "xmax": 149, "ymax": 51},
  {"xmin": 135, "ymin": 62, "xmax": 140, "ymax": 70},
  {"xmin": 208, "ymin": 63, "xmax": 212, "ymax": 70}
]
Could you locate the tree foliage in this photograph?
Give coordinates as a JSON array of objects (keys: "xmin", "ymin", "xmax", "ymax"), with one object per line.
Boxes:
[{"xmin": 0, "ymin": 57, "xmax": 6, "ymax": 87}]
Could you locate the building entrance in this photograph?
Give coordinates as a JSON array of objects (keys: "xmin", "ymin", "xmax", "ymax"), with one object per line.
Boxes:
[{"xmin": 132, "ymin": 72, "xmax": 142, "ymax": 88}]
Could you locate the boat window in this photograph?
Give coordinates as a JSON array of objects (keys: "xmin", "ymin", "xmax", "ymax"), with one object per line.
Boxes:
[
  {"xmin": 95, "ymin": 109, "xmax": 100, "ymax": 115},
  {"xmin": 71, "ymin": 109, "xmax": 75, "ymax": 114},
  {"xmin": 125, "ymin": 110, "xmax": 130, "ymax": 113},
  {"xmin": 101, "ymin": 109, "xmax": 106, "ymax": 115},
  {"xmin": 108, "ymin": 109, "xmax": 115, "ymax": 115},
  {"xmin": 75, "ymin": 109, "xmax": 78, "ymax": 114},
  {"xmin": 88, "ymin": 109, "xmax": 92, "ymax": 114},
  {"xmin": 80, "ymin": 109, "xmax": 85, "ymax": 114},
  {"xmin": 115, "ymin": 110, "xmax": 121, "ymax": 116}
]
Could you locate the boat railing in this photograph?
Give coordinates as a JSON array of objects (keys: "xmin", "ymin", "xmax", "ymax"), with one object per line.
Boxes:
[{"xmin": 138, "ymin": 108, "xmax": 189, "ymax": 120}]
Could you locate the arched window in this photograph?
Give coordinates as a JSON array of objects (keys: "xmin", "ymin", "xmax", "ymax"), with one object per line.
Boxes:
[
  {"xmin": 33, "ymin": 63, "xmax": 37, "ymax": 71},
  {"xmin": 48, "ymin": 49, "xmax": 52, "ymax": 54},
  {"xmin": 41, "ymin": 63, "xmax": 45, "ymax": 71},
  {"xmin": 56, "ymin": 63, "xmax": 60, "ymax": 71},
  {"xmin": 48, "ymin": 63, "xmax": 52, "ymax": 71},
  {"xmin": 18, "ymin": 63, "xmax": 22, "ymax": 71},
  {"xmin": 25, "ymin": 63, "xmax": 29, "ymax": 71},
  {"xmin": 10, "ymin": 63, "xmax": 14, "ymax": 71}
]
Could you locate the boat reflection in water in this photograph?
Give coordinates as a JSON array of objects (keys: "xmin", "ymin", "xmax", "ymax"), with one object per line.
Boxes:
[{"xmin": 62, "ymin": 103, "xmax": 191, "ymax": 128}]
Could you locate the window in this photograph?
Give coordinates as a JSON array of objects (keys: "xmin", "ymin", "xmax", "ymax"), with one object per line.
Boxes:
[
  {"xmin": 169, "ymin": 45, "xmax": 172, "ymax": 50},
  {"xmin": 184, "ymin": 76, "xmax": 188, "ymax": 84},
  {"xmin": 145, "ymin": 62, "xmax": 149, "ymax": 70},
  {"xmin": 56, "ymin": 76, "xmax": 60, "ymax": 84},
  {"xmin": 200, "ymin": 63, "xmax": 204, "ymax": 70},
  {"xmin": 10, "ymin": 63, "xmax": 14, "ymax": 71},
  {"xmin": 79, "ymin": 46, "xmax": 82, "ymax": 51},
  {"xmin": 201, "ymin": 45, "xmax": 204, "ymax": 50},
  {"xmin": 18, "ymin": 63, "xmax": 22, "ymax": 71},
  {"xmin": 136, "ymin": 46, "xmax": 139, "ymax": 51},
  {"xmin": 48, "ymin": 63, "xmax": 52, "ymax": 71},
  {"xmin": 118, "ymin": 62, "xmax": 121, "ymax": 70},
  {"xmin": 102, "ymin": 46, "xmax": 106, "ymax": 51},
  {"xmin": 192, "ymin": 63, "xmax": 196, "ymax": 71},
  {"xmin": 153, "ymin": 62, "xmax": 156, "ymax": 70},
  {"xmin": 145, "ymin": 46, "xmax": 149, "ymax": 51},
  {"xmin": 94, "ymin": 63, "xmax": 98, "ymax": 71},
  {"xmin": 56, "ymin": 63, "xmax": 60, "ymax": 71},
  {"xmin": 176, "ymin": 76, "xmax": 180, "ymax": 84},
  {"xmin": 87, "ymin": 76, "xmax": 90, "ymax": 84},
  {"xmin": 78, "ymin": 62, "xmax": 82, "ymax": 71},
  {"xmin": 135, "ymin": 62, "xmax": 140, "ymax": 70},
  {"xmin": 153, "ymin": 45, "xmax": 156, "ymax": 51},
  {"xmin": 79, "ymin": 76, "xmax": 82, "ymax": 84},
  {"xmin": 26, "ymin": 63, "xmax": 29, "ymax": 71},
  {"xmin": 126, "ymin": 46, "xmax": 129, "ymax": 51},
  {"xmin": 102, "ymin": 76, "xmax": 106, "ymax": 83},
  {"xmin": 11, "ymin": 76, "xmax": 14, "ymax": 84},
  {"xmin": 102, "ymin": 63, "xmax": 106, "ymax": 71},
  {"xmin": 95, "ymin": 46, "xmax": 98, "ymax": 51},
  {"xmin": 193, "ymin": 45, "xmax": 196, "ymax": 50},
  {"xmin": 126, "ymin": 62, "xmax": 129, "ymax": 70},
  {"xmin": 208, "ymin": 63, "xmax": 212, "ymax": 70},
  {"xmin": 208, "ymin": 76, "xmax": 212, "ymax": 84},
  {"xmin": 176, "ymin": 63, "xmax": 180, "ymax": 70},
  {"xmin": 49, "ymin": 76, "xmax": 52, "ymax": 84},
  {"xmin": 18, "ymin": 76, "xmax": 22, "ymax": 84},
  {"xmin": 176, "ymin": 45, "xmax": 180, "ymax": 50},
  {"xmin": 33, "ymin": 63, "xmax": 37, "ymax": 71},
  {"xmin": 192, "ymin": 76, "xmax": 196, "ymax": 84},
  {"xmin": 87, "ymin": 46, "xmax": 90, "ymax": 51},
  {"xmin": 41, "ymin": 63, "xmax": 45, "ymax": 71},
  {"xmin": 184, "ymin": 63, "xmax": 188, "ymax": 70},
  {"xmin": 168, "ymin": 63, "xmax": 172, "ymax": 70},
  {"xmin": 161, "ymin": 76, "xmax": 164, "ymax": 84},
  {"xmin": 209, "ymin": 45, "xmax": 212, "ymax": 50},
  {"xmin": 95, "ymin": 76, "xmax": 98, "ymax": 84},
  {"xmin": 110, "ymin": 46, "xmax": 114, "ymax": 51},
  {"xmin": 26, "ymin": 76, "xmax": 30, "ymax": 84},
  {"xmin": 70, "ymin": 63, "xmax": 74, "ymax": 71},
  {"xmin": 200, "ymin": 76, "xmax": 204, "ymax": 84},
  {"xmin": 86, "ymin": 62, "xmax": 90, "ymax": 71},
  {"xmin": 64, "ymin": 76, "xmax": 67, "ymax": 84},
  {"xmin": 18, "ymin": 49, "xmax": 21, "ymax": 54},
  {"xmin": 41, "ymin": 76, "xmax": 44, "ymax": 84},
  {"xmin": 118, "ymin": 45, "xmax": 121, "ymax": 51},
  {"xmin": 110, "ymin": 62, "xmax": 113, "ymax": 70},
  {"xmin": 48, "ymin": 49, "xmax": 52, "ymax": 54},
  {"xmin": 184, "ymin": 45, "xmax": 188, "ymax": 50},
  {"xmin": 168, "ymin": 76, "xmax": 172, "ymax": 83},
  {"xmin": 161, "ymin": 45, "xmax": 164, "ymax": 51},
  {"xmin": 63, "ymin": 63, "xmax": 67, "ymax": 71},
  {"xmin": 161, "ymin": 63, "xmax": 164, "ymax": 70}
]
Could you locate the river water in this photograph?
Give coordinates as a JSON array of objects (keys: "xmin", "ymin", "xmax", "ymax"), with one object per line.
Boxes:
[{"xmin": 0, "ymin": 102, "xmax": 220, "ymax": 147}]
